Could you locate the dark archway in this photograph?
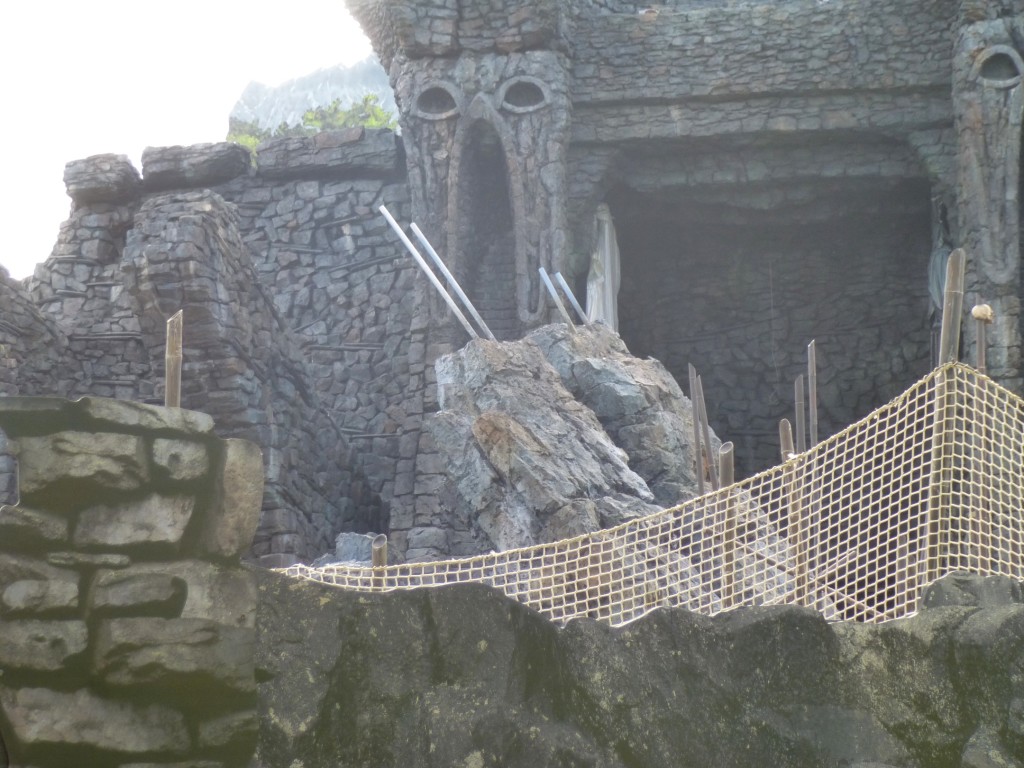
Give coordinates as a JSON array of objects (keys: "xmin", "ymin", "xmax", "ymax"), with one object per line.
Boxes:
[
  {"xmin": 611, "ymin": 166, "xmax": 933, "ymax": 476},
  {"xmin": 452, "ymin": 120, "xmax": 520, "ymax": 340}
]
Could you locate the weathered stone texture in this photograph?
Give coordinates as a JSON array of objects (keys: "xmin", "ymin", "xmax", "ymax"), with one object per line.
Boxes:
[
  {"xmin": 141, "ymin": 142, "xmax": 251, "ymax": 191},
  {"xmin": 255, "ymin": 569, "xmax": 1024, "ymax": 768},
  {"xmin": 63, "ymin": 153, "xmax": 141, "ymax": 205},
  {"xmin": 0, "ymin": 397, "xmax": 259, "ymax": 768}
]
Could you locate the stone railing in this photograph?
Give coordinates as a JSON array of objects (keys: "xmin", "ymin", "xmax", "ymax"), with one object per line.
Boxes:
[{"xmin": 0, "ymin": 396, "xmax": 262, "ymax": 768}]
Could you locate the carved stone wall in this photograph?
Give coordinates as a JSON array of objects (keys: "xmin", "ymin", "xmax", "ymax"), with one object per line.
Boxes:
[{"xmin": 0, "ymin": 396, "xmax": 260, "ymax": 768}]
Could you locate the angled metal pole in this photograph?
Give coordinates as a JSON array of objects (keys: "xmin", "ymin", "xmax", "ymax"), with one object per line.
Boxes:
[
  {"xmin": 539, "ymin": 267, "xmax": 577, "ymax": 332},
  {"xmin": 379, "ymin": 206, "xmax": 479, "ymax": 340},
  {"xmin": 409, "ymin": 222, "xmax": 496, "ymax": 341},
  {"xmin": 689, "ymin": 363, "xmax": 706, "ymax": 496},
  {"xmin": 553, "ymin": 272, "xmax": 588, "ymax": 324}
]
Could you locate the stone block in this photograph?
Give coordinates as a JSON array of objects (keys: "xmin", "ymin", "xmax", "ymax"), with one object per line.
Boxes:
[
  {"xmin": 76, "ymin": 397, "xmax": 214, "ymax": 435},
  {"xmin": 16, "ymin": 431, "xmax": 148, "ymax": 502},
  {"xmin": 93, "ymin": 617, "xmax": 255, "ymax": 695},
  {"xmin": 153, "ymin": 438, "xmax": 210, "ymax": 482},
  {"xmin": 121, "ymin": 561, "xmax": 256, "ymax": 628},
  {"xmin": 142, "ymin": 142, "xmax": 251, "ymax": 191},
  {"xmin": 0, "ymin": 504, "xmax": 70, "ymax": 547},
  {"xmin": 0, "ymin": 686, "xmax": 188, "ymax": 755},
  {"xmin": 47, "ymin": 552, "xmax": 131, "ymax": 569},
  {"xmin": 63, "ymin": 153, "xmax": 141, "ymax": 204},
  {"xmin": 89, "ymin": 569, "xmax": 187, "ymax": 617},
  {"xmin": 197, "ymin": 709, "xmax": 258, "ymax": 751},
  {"xmin": 199, "ymin": 439, "xmax": 263, "ymax": 561},
  {"xmin": 75, "ymin": 494, "xmax": 195, "ymax": 552},
  {"xmin": 0, "ymin": 553, "xmax": 79, "ymax": 594},
  {"xmin": 2, "ymin": 579, "xmax": 79, "ymax": 617},
  {"xmin": 0, "ymin": 619, "xmax": 87, "ymax": 671}
]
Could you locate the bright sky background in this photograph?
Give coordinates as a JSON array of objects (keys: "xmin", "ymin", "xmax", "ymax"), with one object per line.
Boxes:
[{"xmin": 0, "ymin": 1, "xmax": 373, "ymax": 281}]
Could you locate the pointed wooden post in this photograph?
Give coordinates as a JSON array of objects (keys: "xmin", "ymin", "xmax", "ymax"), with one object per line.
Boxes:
[
  {"xmin": 794, "ymin": 374, "xmax": 806, "ymax": 454},
  {"xmin": 689, "ymin": 363, "xmax": 706, "ymax": 496},
  {"xmin": 165, "ymin": 310, "xmax": 183, "ymax": 408},
  {"xmin": 719, "ymin": 442, "xmax": 737, "ymax": 609},
  {"xmin": 807, "ymin": 340, "xmax": 818, "ymax": 448}
]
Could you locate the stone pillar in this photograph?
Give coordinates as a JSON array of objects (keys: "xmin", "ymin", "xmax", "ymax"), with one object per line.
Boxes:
[
  {"xmin": 953, "ymin": 8, "xmax": 1024, "ymax": 389},
  {"xmin": 0, "ymin": 396, "xmax": 262, "ymax": 768}
]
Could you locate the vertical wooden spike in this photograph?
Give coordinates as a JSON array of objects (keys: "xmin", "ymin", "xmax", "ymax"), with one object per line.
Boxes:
[{"xmin": 165, "ymin": 310, "xmax": 183, "ymax": 409}]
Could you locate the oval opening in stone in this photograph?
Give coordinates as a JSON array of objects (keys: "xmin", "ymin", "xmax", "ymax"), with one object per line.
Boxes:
[
  {"xmin": 980, "ymin": 51, "xmax": 1021, "ymax": 82},
  {"xmin": 501, "ymin": 80, "xmax": 547, "ymax": 112},
  {"xmin": 416, "ymin": 86, "xmax": 458, "ymax": 117}
]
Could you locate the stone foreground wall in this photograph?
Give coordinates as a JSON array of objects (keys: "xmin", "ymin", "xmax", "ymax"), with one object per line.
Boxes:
[
  {"xmin": 257, "ymin": 569, "xmax": 1024, "ymax": 768},
  {"xmin": 0, "ymin": 396, "xmax": 260, "ymax": 768}
]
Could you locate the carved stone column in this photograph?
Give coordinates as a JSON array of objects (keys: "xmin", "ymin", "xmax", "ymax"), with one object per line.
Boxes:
[{"xmin": 954, "ymin": 8, "xmax": 1024, "ymax": 388}]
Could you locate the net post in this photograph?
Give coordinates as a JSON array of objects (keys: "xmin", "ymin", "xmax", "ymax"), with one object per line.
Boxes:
[
  {"xmin": 372, "ymin": 534, "xmax": 388, "ymax": 588},
  {"xmin": 780, "ymin": 419, "xmax": 807, "ymax": 604},
  {"xmin": 795, "ymin": 375, "xmax": 806, "ymax": 454},
  {"xmin": 689, "ymin": 364, "xmax": 706, "ymax": 496},
  {"xmin": 165, "ymin": 310, "xmax": 183, "ymax": 408},
  {"xmin": 719, "ymin": 442, "xmax": 736, "ymax": 609}
]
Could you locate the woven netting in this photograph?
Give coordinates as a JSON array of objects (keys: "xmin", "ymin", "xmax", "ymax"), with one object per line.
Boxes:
[{"xmin": 283, "ymin": 363, "xmax": 1024, "ymax": 626}]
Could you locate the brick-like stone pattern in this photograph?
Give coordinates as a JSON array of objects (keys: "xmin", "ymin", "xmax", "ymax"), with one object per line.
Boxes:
[
  {"xmin": 8, "ymin": 0, "xmax": 1024, "ymax": 565},
  {"xmin": 0, "ymin": 396, "xmax": 260, "ymax": 768}
]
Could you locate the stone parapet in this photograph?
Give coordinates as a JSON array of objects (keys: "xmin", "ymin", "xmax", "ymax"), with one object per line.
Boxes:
[
  {"xmin": 255, "ymin": 127, "xmax": 401, "ymax": 181},
  {"xmin": 142, "ymin": 142, "xmax": 252, "ymax": 192},
  {"xmin": 63, "ymin": 153, "xmax": 142, "ymax": 205},
  {"xmin": 0, "ymin": 396, "xmax": 261, "ymax": 768}
]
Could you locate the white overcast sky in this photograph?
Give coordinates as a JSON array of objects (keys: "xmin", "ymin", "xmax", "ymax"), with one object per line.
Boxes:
[{"xmin": 0, "ymin": 1, "xmax": 373, "ymax": 280}]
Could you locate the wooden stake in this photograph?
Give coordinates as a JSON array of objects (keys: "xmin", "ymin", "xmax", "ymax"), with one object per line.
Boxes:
[
  {"xmin": 971, "ymin": 303, "xmax": 993, "ymax": 375},
  {"xmin": 371, "ymin": 533, "xmax": 388, "ymax": 568},
  {"xmin": 165, "ymin": 310, "xmax": 183, "ymax": 408},
  {"xmin": 410, "ymin": 223, "xmax": 497, "ymax": 341},
  {"xmin": 779, "ymin": 418, "xmax": 807, "ymax": 602},
  {"xmin": 779, "ymin": 418, "xmax": 795, "ymax": 463},
  {"xmin": 689, "ymin": 364, "xmax": 706, "ymax": 496},
  {"xmin": 695, "ymin": 374, "xmax": 719, "ymax": 490},
  {"xmin": 719, "ymin": 441, "xmax": 736, "ymax": 608},
  {"xmin": 794, "ymin": 374, "xmax": 806, "ymax": 454},
  {"xmin": 938, "ymin": 248, "xmax": 966, "ymax": 365},
  {"xmin": 807, "ymin": 340, "xmax": 818, "ymax": 448}
]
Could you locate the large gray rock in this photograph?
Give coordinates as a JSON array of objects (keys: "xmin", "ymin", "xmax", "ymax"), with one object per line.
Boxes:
[
  {"xmin": 420, "ymin": 335, "xmax": 660, "ymax": 559},
  {"xmin": 530, "ymin": 323, "xmax": 712, "ymax": 506},
  {"xmin": 0, "ymin": 620, "xmax": 87, "ymax": 671},
  {"xmin": 255, "ymin": 569, "xmax": 1024, "ymax": 768}
]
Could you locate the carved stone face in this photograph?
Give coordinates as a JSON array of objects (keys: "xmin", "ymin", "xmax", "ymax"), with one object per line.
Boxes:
[
  {"xmin": 394, "ymin": 50, "xmax": 571, "ymax": 338},
  {"xmin": 954, "ymin": 17, "xmax": 1024, "ymax": 387}
]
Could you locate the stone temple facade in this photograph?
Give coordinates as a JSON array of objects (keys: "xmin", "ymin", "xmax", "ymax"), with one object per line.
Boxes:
[{"xmin": 2, "ymin": 0, "xmax": 1024, "ymax": 565}]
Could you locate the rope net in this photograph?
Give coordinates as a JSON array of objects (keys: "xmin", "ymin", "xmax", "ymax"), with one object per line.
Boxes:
[{"xmin": 283, "ymin": 363, "xmax": 1024, "ymax": 626}]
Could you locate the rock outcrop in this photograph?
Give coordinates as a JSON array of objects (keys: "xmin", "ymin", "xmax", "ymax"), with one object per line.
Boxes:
[
  {"xmin": 407, "ymin": 324, "xmax": 713, "ymax": 560},
  {"xmin": 255, "ymin": 569, "xmax": 1024, "ymax": 768}
]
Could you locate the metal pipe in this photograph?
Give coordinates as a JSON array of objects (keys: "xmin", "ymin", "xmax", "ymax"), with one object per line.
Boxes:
[
  {"xmin": 807, "ymin": 340, "xmax": 818, "ymax": 448},
  {"xmin": 410, "ymin": 223, "xmax": 496, "ymax": 341},
  {"xmin": 379, "ymin": 206, "xmax": 479, "ymax": 340},
  {"xmin": 539, "ymin": 267, "xmax": 577, "ymax": 332},
  {"xmin": 553, "ymin": 272, "xmax": 588, "ymax": 324}
]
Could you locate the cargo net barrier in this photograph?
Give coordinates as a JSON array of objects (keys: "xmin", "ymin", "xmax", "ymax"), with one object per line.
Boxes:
[{"xmin": 283, "ymin": 364, "xmax": 1024, "ymax": 626}]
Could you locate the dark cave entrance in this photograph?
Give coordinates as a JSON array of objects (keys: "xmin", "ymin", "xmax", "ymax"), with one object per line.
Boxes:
[
  {"xmin": 453, "ymin": 121, "xmax": 520, "ymax": 341},
  {"xmin": 610, "ymin": 173, "xmax": 934, "ymax": 477}
]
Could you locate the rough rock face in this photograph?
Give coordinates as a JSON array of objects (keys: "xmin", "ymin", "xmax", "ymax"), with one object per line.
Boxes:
[
  {"xmin": 406, "ymin": 323, "xmax": 716, "ymax": 561},
  {"xmin": 255, "ymin": 570, "xmax": 1024, "ymax": 768},
  {"xmin": 0, "ymin": 396, "xmax": 261, "ymax": 768}
]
